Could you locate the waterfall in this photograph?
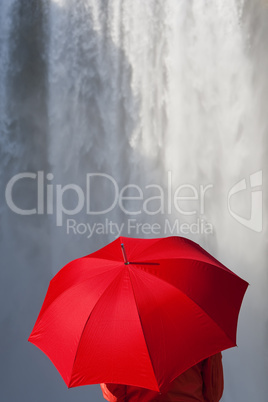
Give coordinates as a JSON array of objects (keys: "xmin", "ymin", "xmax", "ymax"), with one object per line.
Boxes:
[{"xmin": 1, "ymin": 0, "xmax": 267, "ymax": 401}]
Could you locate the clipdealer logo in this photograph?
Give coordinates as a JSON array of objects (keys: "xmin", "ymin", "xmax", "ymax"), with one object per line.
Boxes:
[
  {"xmin": 4, "ymin": 171, "xmax": 213, "ymax": 235},
  {"xmin": 227, "ymin": 170, "xmax": 263, "ymax": 233},
  {"xmin": 5, "ymin": 170, "xmax": 263, "ymax": 234}
]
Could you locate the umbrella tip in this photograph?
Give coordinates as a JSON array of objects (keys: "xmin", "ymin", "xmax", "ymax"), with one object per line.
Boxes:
[{"xmin": 121, "ymin": 243, "xmax": 129, "ymax": 264}]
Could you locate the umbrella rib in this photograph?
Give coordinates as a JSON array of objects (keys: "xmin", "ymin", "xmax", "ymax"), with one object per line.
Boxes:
[
  {"xmin": 34, "ymin": 263, "xmax": 122, "ymax": 327},
  {"xmin": 129, "ymin": 236, "xmax": 211, "ymax": 262},
  {"xmin": 127, "ymin": 269, "xmax": 160, "ymax": 392},
  {"xmin": 69, "ymin": 266, "xmax": 124, "ymax": 385},
  {"xmin": 120, "ymin": 236, "xmax": 164, "ymax": 262},
  {"xmin": 128, "ymin": 266, "xmax": 240, "ymax": 346},
  {"xmin": 84, "ymin": 255, "xmax": 122, "ymax": 263},
  {"xmin": 133, "ymin": 256, "xmax": 239, "ymax": 277}
]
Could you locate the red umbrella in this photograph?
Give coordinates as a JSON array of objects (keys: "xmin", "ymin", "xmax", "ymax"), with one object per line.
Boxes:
[{"xmin": 28, "ymin": 236, "xmax": 248, "ymax": 392}]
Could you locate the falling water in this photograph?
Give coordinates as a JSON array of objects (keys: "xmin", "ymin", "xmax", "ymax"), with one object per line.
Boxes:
[{"xmin": 1, "ymin": 0, "xmax": 267, "ymax": 401}]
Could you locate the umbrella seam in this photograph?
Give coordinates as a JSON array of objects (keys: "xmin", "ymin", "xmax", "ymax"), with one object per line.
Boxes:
[
  {"xmin": 68, "ymin": 266, "xmax": 124, "ymax": 386},
  {"xmin": 34, "ymin": 263, "xmax": 123, "ymax": 327},
  {"xmin": 187, "ymin": 297, "xmax": 238, "ymax": 346},
  {"xmin": 132, "ymin": 257, "xmax": 246, "ymax": 280},
  {"xmin": 127, "ymin": 266, "xmax": 243, "ymax": 346},
  {"xmin": 122, "ymin": 236, "xmax": 164, "ymax": 262},
  {"xmin": 127, "ymin": 268, "xmax": 161, "ymax": 393}
]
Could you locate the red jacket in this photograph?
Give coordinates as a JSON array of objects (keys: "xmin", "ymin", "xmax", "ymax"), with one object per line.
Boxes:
[{"xmin": 100, "ymin": 353, "xmax": 223, "ymax": 402}]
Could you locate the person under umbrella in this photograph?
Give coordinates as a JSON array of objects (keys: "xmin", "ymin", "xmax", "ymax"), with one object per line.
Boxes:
[{"xmin": 100, "ymin": 352, "xmax": 223, "ymax": 401}]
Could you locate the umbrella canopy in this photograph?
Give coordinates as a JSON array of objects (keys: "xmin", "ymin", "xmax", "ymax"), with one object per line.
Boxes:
[{"xmin": 28, "ymin": 236, "xmax": 248, "ymax": 392}]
